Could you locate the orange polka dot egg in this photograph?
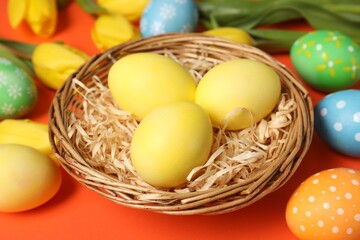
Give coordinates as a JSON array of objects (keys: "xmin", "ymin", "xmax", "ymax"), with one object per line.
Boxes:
[{"xmin": 286, "ymin": 168, "xmax": 360, "ymax": 240}]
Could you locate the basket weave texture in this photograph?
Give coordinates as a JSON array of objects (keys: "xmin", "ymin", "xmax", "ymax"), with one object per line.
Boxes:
[{"xmin": 49, "ymin": 33, "xmax": 314, "ymax": 215}]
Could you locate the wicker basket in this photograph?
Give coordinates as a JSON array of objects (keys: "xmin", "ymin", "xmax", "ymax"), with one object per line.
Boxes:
[{"xmin": 48, "ymin": 33, "xmax": 313, "ymax": 215}]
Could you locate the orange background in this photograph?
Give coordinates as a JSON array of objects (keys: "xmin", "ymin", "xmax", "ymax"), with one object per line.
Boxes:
[{"xmin": 0, "ymin": 1, "xmax": 360, "ymax": 240}]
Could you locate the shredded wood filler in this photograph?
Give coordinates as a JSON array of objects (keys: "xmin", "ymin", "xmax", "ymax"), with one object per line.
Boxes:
[{"xmin": 67, "ymin": 51, "xmax": 297, "ymax": 193}]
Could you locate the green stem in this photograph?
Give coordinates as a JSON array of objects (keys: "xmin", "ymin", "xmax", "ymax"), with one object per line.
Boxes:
[
  {"xmin": 75, "ymin": 0, "xmax": 108, "ymax": 14},
  {"xmin": 0, "ymin": 39, "xmax": 36, "ymax": 59},
  {"xmin": 323, "ymin": 4, "xmax": 360, "ymax": 13},
  {"xmin": 250, "ymin": 29, "xmax": 306, "ymax": 53},
  {"xmin": 209, "ymin": 15, "xmax": 220, "ymax": 28},
  {"xmin": 0, "ymin": 39, "xmax": 38, "ymax": 75}
]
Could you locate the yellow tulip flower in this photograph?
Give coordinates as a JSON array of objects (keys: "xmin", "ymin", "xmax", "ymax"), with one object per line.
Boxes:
[
  {"xmin": 91, "ymin": 14, "xmax": 140, "ymax": 51},
  {"xmin": 97, "ymin": 0, "xmax": 149, "ymax": 22},
  {"xmin": 0, "ymin": 119, "xmax": 52, "ymax": 156},
  {"xmin": 7, "ymin": 0, "xmax": 57, "ymax": 37},
  {"xmin": 203, "ymin": 27, "xmax": 254, "ymax": 46},
  {"xmin": 32, "ymin": 42, "xmax": 90, "ymax": 90}
]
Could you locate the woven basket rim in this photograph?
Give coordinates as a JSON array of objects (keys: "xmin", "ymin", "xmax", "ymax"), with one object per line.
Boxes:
[{"xmin": 48, "ymin": 33, "xmax": 314, "ymax": 215}]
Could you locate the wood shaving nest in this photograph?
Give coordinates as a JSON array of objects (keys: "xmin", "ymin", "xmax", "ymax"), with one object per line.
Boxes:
[{"xmin": 66, "ymin": 51, "xmax": 297, "ymax": 193}]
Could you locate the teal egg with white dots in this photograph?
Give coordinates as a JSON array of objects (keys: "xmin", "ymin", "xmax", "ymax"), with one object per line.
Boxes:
[
  {"xmin": 140, "ymin": 0, "xmax": 198, "ymax": 38},
  {"xmin": 291, "ymin": 30, "xmax": 360, "ymax": 92},
  {"xmin": 315, "ymin": 89, "xmax": 360, "ymax": 157},
  {"xmin": 0, "ymin": 57, "xmax": 38, "ymax": 119}
]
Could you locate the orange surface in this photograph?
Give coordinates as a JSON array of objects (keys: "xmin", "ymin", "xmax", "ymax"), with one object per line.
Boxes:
[{"xmin": 0, "ymin": 2, "xmax": 360, "ymax": 240}]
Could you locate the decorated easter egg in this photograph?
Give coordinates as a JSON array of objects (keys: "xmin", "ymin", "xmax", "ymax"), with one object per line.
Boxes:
[
  {"xmin": 314, "ymin": 89, "xmax": 360, "ymax": 157},
  {"xmin": 140, "ymin": 0, "xmax": 198, "ymax": 38},
  {"xmin": 0, "ymin": 57, "xmax": 38, "ymax": 119},
  {"xmin": 286, "ymin": 168, "xmax": 360, "ymax": 240},
  {"xmin": 291, "ymin": 30, "xmax": 360, "ymax": 92}
]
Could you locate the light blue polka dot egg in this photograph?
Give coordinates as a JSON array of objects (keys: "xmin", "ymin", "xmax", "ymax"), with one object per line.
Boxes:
[
  {"xmin": 140, "ymin": 0, "xmax": 198, "ymax": 38},
  {"xmin": 315, "ymin": 89, "xmax": 360, "ymax": 157}
]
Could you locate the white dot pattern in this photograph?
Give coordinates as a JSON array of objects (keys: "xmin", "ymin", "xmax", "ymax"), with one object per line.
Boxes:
[
  {"xmin": 316, "ymin": 44, "xmax": 323, "ymax": 51},
  {"xmin": 286, "ymin": 168, "xmax": 360, "ymax": 239},
  {"xmin": 334, "ymin": 122, "xmax": 343, "ymax": 131},
  {"xmin": 354, "ymin": 112, "xmax": 360, "ymax": 123},
  {"xmin": 320, "ymin": 108, "xmax": 327, "ymax": 116},
  {"xmin": 293, "ymin": 207, "xmax": 298, "ymax": 214},
  {"xmin": 336, "ymin": 100, "xmax": 346, "ymax": 109},
  {"xmin": 337, "ymin": 208, "xmax": 344, "ymax": 215},
  {"xmin": 355, "ymin": 133, "xmax": 360, "ymax": 142},
  {"xmin": 345, "ymin": 193, "xmax": 352, "ymax": 199}
]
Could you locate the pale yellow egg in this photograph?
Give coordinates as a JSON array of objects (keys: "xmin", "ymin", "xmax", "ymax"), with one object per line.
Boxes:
[
  {"xmin": 0, "ymin": 144, "xmax": 62, "ymax": 212},
  {"xmin": 130, "ymin": 101, "xmax": 213, "ymax": 188},
  {"xmin": 195, "ymin": 58, "xmax": 281, "ymax": 130},
  {"xmin": 108, "ymin": 52, "xmax": 197, "ymax": 120}
]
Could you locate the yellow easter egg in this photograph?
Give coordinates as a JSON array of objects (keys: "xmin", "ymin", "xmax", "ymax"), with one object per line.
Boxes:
[
  {"xmin": 195, "ymin": 58, "xmax": 281, "ymax": 130},
  {"xmin": 108, "ymin": 52, "xmax": 197, "ymax": 120}
]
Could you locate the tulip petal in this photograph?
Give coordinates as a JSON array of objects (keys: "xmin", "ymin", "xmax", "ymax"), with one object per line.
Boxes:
[
  {"xmin": 7, "ymin": 0, "xmax": 27, "ymax": 28},
  {"xmin": 33, "ymin": 43, "xmax": 89, "ymax": 70},
  {"xmin": 97, "ymin": 0, "xmax": 149, "ymax": 22},
  {"xmin": 32, "ymin": 42, "xmax": 89, "ymax": 89},
  {"xmin": 203, "ymin": 27, "xmax": 253, "ymax": 45},
  {"xmin": 91, "ymin": 14, "xmax": 139, "ymax": 51},
  {"xmin": 26, "ymin": 0, "xmax": 57, "ymax": 37}
]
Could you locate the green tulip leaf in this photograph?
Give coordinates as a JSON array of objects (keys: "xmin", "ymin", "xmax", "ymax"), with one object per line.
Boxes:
[{"xmin": 76, "ymin": 0, "xmax": 108, "ymax": 14}]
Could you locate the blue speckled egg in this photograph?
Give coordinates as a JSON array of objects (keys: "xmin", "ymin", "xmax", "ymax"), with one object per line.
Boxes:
[
  {"xmin": 140, "ymin": 0, "xmax": 198, "ymax": 38},
  {"xmin": 315, "ymin": 89, "xmax": 360, "ymax": 157}
]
